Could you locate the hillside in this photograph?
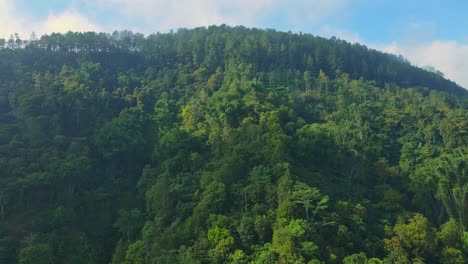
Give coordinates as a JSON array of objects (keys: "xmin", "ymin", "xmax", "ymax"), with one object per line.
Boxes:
[{"xmin": 0, "ymin": 26, "xmax": 467, "ymax": 263}]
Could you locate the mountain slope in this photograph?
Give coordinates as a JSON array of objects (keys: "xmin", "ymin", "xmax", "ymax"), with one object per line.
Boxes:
[
  {"xmin": 0, "ymin": 26, "xmax": 467, "ymax": 263},
  {"xmin": 1, "ymin": 25, "xmax": 466, "ymax": 95}
]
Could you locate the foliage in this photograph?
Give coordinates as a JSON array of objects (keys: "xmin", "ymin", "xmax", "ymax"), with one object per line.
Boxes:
[{"xmin": 0, "ymin": 25, "xmax": 466, "ymax": 263}]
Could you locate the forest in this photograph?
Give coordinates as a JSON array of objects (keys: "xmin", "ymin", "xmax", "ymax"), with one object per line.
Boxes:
[{"xmin": 0, "ymin": 25, "xmax": 467, "ymax": 263}]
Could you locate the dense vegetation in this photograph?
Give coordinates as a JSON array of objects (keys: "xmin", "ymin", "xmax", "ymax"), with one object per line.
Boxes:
[{"xmin": 0, "ymin": 25, "xmax": 467, "ymax": 263}]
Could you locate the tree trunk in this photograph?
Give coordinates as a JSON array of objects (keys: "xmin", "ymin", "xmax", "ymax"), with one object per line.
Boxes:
[
  {"xmin": 311, "ymin": 204, "xmax": 322, "ymax": 222},
  {"xmin": 0, "ymin": 201, "xmax": 4, "ymax": 219},
  {"xmin": 244, "ymin": 189, "xmax": 248, "ymax": 214}
]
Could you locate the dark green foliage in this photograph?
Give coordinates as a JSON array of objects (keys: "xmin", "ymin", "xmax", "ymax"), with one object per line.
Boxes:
[{"xmin": 0, "ymin": 26, "xmax": 466, "ymax": 263}]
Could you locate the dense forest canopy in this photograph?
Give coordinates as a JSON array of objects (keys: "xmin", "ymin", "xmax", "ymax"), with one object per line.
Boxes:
[{"xmin": 0, "ymin": 25, "xmax": 467, "ymax": 263}]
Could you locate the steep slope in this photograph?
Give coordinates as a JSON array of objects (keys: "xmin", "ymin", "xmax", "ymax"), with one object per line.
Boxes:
[{"xmin": 0, "ymin": 26, "xmax": 467, "ymax": 263}]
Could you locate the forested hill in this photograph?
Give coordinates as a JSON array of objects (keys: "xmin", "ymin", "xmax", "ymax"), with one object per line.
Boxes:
[
  {"xmin": 0, "ymin": 25, "xmax": 467, "ymax": 263},
  {"xmin": 0, "ymin": 25, "xmax": 466, "ymax": 95}
]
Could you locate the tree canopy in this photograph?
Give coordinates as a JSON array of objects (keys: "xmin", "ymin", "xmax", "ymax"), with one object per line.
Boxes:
[{"xmin": 0, "ymin": 25, "xmax": 467, "ymax": 263}]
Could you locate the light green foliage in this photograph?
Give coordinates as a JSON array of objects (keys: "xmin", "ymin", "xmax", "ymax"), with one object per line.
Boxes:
[
  {"xmin": 122, "ymin": 240, "xmax": 145, "ymax": 264},
  {"xmin": 300, "ymin": 241, "xmax": 319, "ymax": 259},
  {"xmin": 440, "ymin": 247, "xmax": 465, "ymax": 264},
  {"xmin": 18, "ymin": 242, "xmax": 55, "ymax": 264},
  {"xmin": 366, "ymin": 258, "xmax": 383, "ymax": 264},
  {"xmin": 272, "ymin": 218, "xmax": 318, "ymax": 262},
  {"xmin": 276, "ymin": 171, "xmax": 294, "ymax": 220},
  {"xmin": 230, "ymin": 249, "xmax": 248, "ymax": 264},
  {"xmin": 384, "ymin": 214, "xmax": 436, "ymax": 262},
  {"xmin": 208, "ymin": 226, "xmax": 236, "ymax": 263},
  {"xmin": 208, "ymin": 226, "xmax": 231, "ymax": 244},
  {"xmin": 342, "ymin": 253, "xmax": 384, "ymax": 264},
  {"xmin": 343, "ymin": 252, "xmax": 368, "ymax": 264},
  {"xmin": 438, "ymin": 218, "xmax": 459, "ymax": 247},
  {"xmin": 291, "ymin": 181, "xmax": 329, "ymax": 221}
]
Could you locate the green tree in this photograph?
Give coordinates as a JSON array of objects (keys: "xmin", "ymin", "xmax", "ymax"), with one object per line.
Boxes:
[
  {"xmin": 433, "ymin": 148, "xmax": 468, "ymax": 242},
  {"xmin": 122, "ymin": 240, "xmax": 145, "ymax": 264},
  {"xmin": 384, "ymin": 214, "xmax": 436, "ymax": 263},
  {"xmin": 291, "ymin": 182, "xmax": 329, "ymax": 222},
  {"xmin": 113, "ymin": 209, "xmax": 143, "ymax": 242},
  {"xmin": 18, "ymin": 242, "xmax": 55, "ymax": 264}
]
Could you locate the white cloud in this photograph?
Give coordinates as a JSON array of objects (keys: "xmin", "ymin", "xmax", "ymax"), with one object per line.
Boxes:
[
  {"xmin": 372, "ymin": 41, "xmax": 468, "ymax": 89},
  {"xmin": 2, "ymin": 0, "xmax": 349, "ymax": 37},
  {"xmin": 89, "ymin": 0, "xmax": 275, "ymax": 31},
  {"xmin": 310, "ymin": 26, "xmax": 468, "ymax": 89},
  {"xmin": 0, "ymin": 0, "xmax": 30, "ymax": 38},
  {"xmin": 42, "ymin": 9, "xmax": 102, "ymax": 34},
  {"xmin": 308, "ymin": 23, "xmax": 468, "ymax": 90},
  {"xmin": 0, "ymin": 0, "xmax": 102, "ymax": 39},
  {"xmin": 90, "ymin": 0, "xmax": 348, "ymax": 32}
]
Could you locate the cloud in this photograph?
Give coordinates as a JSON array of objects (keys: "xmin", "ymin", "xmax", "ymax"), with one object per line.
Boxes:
[
  {"xmin": 42, "ymin": 9, "xmax": 103, "ymax": 34},
  {"xmin": 372, "ymin": 41, "xmax": 468, "ymax": 89},
  {"xmin": 2, "ymin": 0, "xmax": 466, "ymax": 90},
  {"xmin": 313, "ymin": 26, "xmax": 468, "ymax": 90},
  {"xmin": 2, "ymin": 0, "xmax": 349, "ymax": 37},
  {"xmin": 0, "ymin": 0, "xmax": 30, "ymax": 38},
  {"xmin": 90, "ymin": 0, "xmax": 348, "ymax": 32},
  {"xmin": 0, "ymin": 0, "xmax": 102, "ymax": 39},
  {"xmin": 89, "ymin": 0, "xmax": 276, "ymax": 31}
]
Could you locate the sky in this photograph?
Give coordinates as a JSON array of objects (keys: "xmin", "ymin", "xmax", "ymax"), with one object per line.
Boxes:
[{"xmin": 1, "ymin": 0, "xmax": 467, "ymax": 89}]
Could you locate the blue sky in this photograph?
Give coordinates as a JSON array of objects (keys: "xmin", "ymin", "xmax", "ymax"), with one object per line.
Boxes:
[{"xmin": 1, "ymin": 0, "xmax": 467, "ymax": 88}]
